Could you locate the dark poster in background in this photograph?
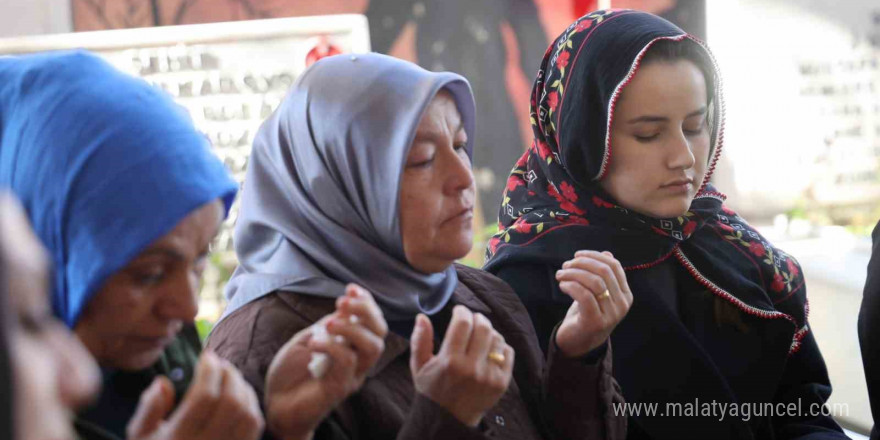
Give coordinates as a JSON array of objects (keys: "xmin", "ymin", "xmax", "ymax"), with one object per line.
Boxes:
[{"xmin": 72, "ymin": 0, "xmax": 705, "ymax": 223}]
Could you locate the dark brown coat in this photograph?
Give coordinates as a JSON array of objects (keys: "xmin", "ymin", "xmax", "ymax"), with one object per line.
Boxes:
[{"xmin": 207, "ymin": 264, "xmax": 625, "ymax": 439}]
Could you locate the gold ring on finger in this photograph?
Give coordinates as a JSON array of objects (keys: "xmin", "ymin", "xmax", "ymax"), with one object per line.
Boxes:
[
  {"xmin": 596, "ymin": 289, "xmax": 611, "ymax": 300},
  {"xmin": 487, "ymin": 350, "xmax": 506, "ymax": 365}
]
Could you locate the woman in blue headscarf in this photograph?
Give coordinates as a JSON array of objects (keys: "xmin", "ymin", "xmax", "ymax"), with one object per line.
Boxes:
[{"xmin": 0, "ymin": 50, "xmax": 264, "ymax": 440}]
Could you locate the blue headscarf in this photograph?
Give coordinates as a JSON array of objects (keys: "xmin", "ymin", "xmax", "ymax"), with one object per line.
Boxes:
[{"xmin": 0, "ymin": 50, "xmax": 238, "ymax": 327}]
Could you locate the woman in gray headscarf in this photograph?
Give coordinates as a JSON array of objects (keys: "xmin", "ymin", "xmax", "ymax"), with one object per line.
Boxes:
[{"xmin": 208, "ymin": 53, "xmax": 628, "ymax": 440}]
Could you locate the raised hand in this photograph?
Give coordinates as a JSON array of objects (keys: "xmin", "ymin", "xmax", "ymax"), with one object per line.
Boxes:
[
  {"xmin": 263, "ymin": 284, "xmax": 388, "ymax": 440},
  {"xmin": 410, "ymin": 305, "xmax": 514, "ymax": 427},
  {"xmin": 554, "ymin": 250, "xmax": 633, "ymax": 358},
  {"xmin": 127, "ymin": 351, "xmax": 264, "ymax": 440}
]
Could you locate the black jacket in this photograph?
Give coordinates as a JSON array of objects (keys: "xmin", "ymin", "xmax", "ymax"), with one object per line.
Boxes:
[
  {"xmin": 494, "ymin": 258, "xmax": 846, "ymax": 440},
  {"xmin": 859, "ymin": 220, "xmax": 880, "ymax": 440}
]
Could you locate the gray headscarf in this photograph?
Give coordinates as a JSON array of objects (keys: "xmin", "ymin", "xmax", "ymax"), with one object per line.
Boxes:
[{"xmin": 221, "ymin": 53, "xmax": 476, "ymax": 322}]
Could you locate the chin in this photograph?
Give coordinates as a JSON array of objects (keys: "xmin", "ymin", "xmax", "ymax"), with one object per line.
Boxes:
[
  {"xmin": 647, "ymin": 202, "xmax": 692, "ymax": 219},
  {"xmin": 116, "ymin": 347, "xmax": 166, "ymax": 371},
  {"xmin": 449, "ymin": 234, "xmax": 474, "ymax": 259}
]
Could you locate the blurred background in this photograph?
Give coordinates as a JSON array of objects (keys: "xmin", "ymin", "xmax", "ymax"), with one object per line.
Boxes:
[{"xmin": 0, "ymin": 0, "xmax": 876, "ymax": 436}]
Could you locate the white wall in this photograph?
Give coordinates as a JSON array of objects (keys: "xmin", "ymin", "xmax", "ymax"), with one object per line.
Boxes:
[
  {"xmin": 0, "ymin": 0, "xmax": 71, "ymax": 38},
  {"xmin": 708, "ymin": 0, "xmax": 880, "ymax": 219}
]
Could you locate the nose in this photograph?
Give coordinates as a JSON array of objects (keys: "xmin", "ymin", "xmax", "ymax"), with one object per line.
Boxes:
[
  {"xmin": 155, "ymin": 272, "xmax": 199, "ymax": 323},
  {"xmin": 667, "ymin": 129, "xmax": 696, "ymax": 171},
  {"xmin": 443, "ymin": 148, "xmax": 476, "ymax": 196},
  {"xmin": 51, "ymin": 324, "xmax": 100, "ymax": 409}
]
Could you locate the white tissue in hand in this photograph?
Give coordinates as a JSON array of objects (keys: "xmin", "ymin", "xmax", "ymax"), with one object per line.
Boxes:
[{"xmin": 308, "ymin": 325, "xmax": 331, "ymax": 379}]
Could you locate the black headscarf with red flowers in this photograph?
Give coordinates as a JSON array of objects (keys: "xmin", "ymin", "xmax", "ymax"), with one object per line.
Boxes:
[{"xmin": 484, "ymin": 10, "xmax": 810, "ymax": 353}]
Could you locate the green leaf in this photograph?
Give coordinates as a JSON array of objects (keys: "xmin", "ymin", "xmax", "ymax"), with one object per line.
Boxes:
[
  {"xmin": 537, "ymin": 223, "xmax": 544, "ymax": 233},
  {"xmin": 559, "ymin": 83, "xmax": 564, "ymax": 95},
  {"xmin": 567, "ymin": 39, "xmax": 573, "ymax": 49},
  {"xmin": 547, "ymin": 157, "xmax": 552, "ymax": 164},
  {"xmin": 551, "ymin": 79, "xmax": 561, "ymax": 88},
  {"xmin": 504, "ymin": 233, "xmax": 511, "ymax": 243}
]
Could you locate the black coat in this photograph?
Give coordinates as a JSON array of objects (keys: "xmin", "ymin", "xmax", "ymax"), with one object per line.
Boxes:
[
  {"xmin": 859, "ymin": 220, "xmax": 880, "ymax": 440},
  {"xmin": 493, "ymin": 258, "xmax": 847, "ymax": 440}
]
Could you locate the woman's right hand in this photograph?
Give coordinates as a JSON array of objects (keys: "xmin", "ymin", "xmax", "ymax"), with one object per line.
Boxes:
[
  {"xmin": 263, "ymin": 284, "xmax": 388, "ymax": 440},
  {"xmin": 409, "ymin": 305, "xmax": 514, "ymax": 427},
  {"xmin": 126, "ymin": 351, "xmax": 264, "ymax": 440}
]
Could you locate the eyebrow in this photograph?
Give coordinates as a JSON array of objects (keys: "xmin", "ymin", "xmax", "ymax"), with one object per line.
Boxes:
[
  {"xmin": 414, "ymin": 119, "xmax": 467, "ymax": 142},
  {"xmin": 133, "ymin": 247, "xmax": 187, "ymax": 262},
  {"xmin": 627, "ymin": 107, "xmax": 707, "ymax": 124}
]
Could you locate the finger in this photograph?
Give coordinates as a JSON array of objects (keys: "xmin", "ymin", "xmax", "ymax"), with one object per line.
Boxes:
[
  {"xmin": 440, "ymin": 305, "xmax": 473, "ymax": 356},
  {"xmin": 465, "ymin": 313, "xmax": 494, "ymax": 362},
  {"xmin": 556, "ymin": 269, "xmax": 610, "ymax": 315},
  {"xmin": 327, "ymin": 316, "xmax": 385, "ymax": 375},
  {"xmin": 209, "ymin": 365, "xmax": 263, "ymax": 440},
  {"xmin": 562, "ymin": 256, "xmax": 624, "ymax": 312},
  {"xmin": 337, "ymin": 294, "xmax": 388, "ymax": 340},
  {"xmin": 410, "ymin": 314, "xmax": 434, "ymax": 374},
  {"xmin": 501, "ymin": 343, "xmax": 515, "ymax": 377},
  {"xmin": 339, "ymin": 284, "xmax": 389, "ymax": 338},
  {"xmin": 486, "ymin": 332, "xmax": 506, "ymax": 370},
  {"xmin": 309, "ymin": 336, "xmax": 359, "ymax": 382},
  {"xmin": 576, "ymin": 250, "xmax": 631, "ymax": 296},
  {"xmin": 127, "ymin": 376, "xmax": 175, "ymax": 439},
  {"xmin": 588, "ymin": 250, "xmax": 633, "ymax": 310},
  {"xmin": 489, "ymin": 341, "xmax": 515, "ymax": 393},
  {"xmin": 171, "ymin": 351, "xmax": 224, "ymax": 434},
  {"xmin": 559, "ymin": 280, "xmax": 605, "ymax": 319}
]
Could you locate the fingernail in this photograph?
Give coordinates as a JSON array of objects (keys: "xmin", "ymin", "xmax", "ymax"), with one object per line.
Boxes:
[
  {"xmin": 555, "ymin": 270, "xmax": 562, "ymax": 279},
  {"xmin": 349, "ymin": 315, "xmax": 360, "ymax": 325}
]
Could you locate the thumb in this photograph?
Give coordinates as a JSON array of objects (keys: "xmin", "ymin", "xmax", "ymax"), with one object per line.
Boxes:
[
  {"xmin": 127, "ymin": 376, "xmax": 175, "ymax": 439},
  {"xmin": 409, "ymin": 314, "xmax": 434, "ymax": 375}
]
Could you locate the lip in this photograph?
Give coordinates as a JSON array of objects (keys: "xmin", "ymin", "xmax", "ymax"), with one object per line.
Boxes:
[
  {"xmin": 660, "ymin": 178, "xmax": 694, "ymax": 194},
  {"xmin": 661, "ymin": 177, "xmax": 694, "ymax": 188},
  {"xmin": 441, "ymin": 206, "xmax": 474, "ymax": 226},
  {"xmin": 130, "ymin": 334, "xmax": 176, "ymax": 350}
]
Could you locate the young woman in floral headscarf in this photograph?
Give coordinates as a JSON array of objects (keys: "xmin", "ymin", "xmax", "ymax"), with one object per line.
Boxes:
[{"xmin": 485, "ymin": 10, "xmax": 848, "ymax": 439}]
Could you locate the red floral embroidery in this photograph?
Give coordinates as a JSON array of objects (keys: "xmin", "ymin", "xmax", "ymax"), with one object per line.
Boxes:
[
  {"xmin": 683, "ymin": 221, "xmax": 697, "ymax": 236},
  {"xmin": 771, "ymin": 273, "xmax": 785, "ymax": 292},
  {"xmin": 592, "ymin": 196, "xmax": 614, "ymax": 208},
  {"xmin": 748, "ymin": 242, "xmax": 766, "ymax": 258},
  {"xmin": 547, "ymin": 91, "xmax": 560, "ymax": 111},
  {"xmin": 719, "ymin": 223, "xmax": 734, "ymax": 233},
  {"xmin": 721, "ymin": 205, "xmax": 736, "ymax": 216},
  {"xmin": 787, "ymin": 258, "xmax": 799, "ymax": 278},
  {"xmin": 575, "ymin": 19, "xmax": 593, "ymax": 32},
  {"xmin": 556, "ymin": 51, "xmax": 571, "ymax": 69},
  {"xmin": 506, "ymin": 176, "xmax": 524, "ymax": 193},
  {"xmin": 536, "ymin": 140, "xmax": 553, "ymax": 160},
  {"xmin": 515, "ymin": 220, "xmax": 532, "ymax": 234},
  {"xmin": 547, "ymin": 183, "xmax": 585, "ymax": 215},
  {"xmin": 562, "ymin": 216, "xmax": 589, "ymax": 226},
  {"xmin": 560, "ymin": 181, "xmax": 579, "ymax": 202},
  {"xmin": 489, "ymin": 237, "xmax": 501, "ymax": 254}
]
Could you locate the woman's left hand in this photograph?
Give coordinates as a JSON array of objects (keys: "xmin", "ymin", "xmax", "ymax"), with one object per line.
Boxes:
[{"xmin": 554, "ymin": 250, "xmax": 633, "ymax": 358}]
